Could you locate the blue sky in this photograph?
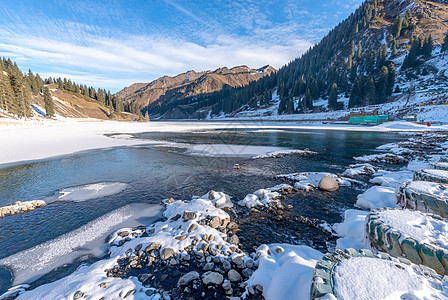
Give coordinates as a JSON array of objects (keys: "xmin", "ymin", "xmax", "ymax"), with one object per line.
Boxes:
[{"xmin": 0, "ymin": 0, "xmax": 363, "ymax": 92}]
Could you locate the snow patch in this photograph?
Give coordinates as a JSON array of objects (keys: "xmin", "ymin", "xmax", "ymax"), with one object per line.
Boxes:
[
  {"xmin": 332, "ymin": 210, "xmax": 370, "ymax": 251},
  {"xmin": 333, "ymin": 257, "xmax": 448, "ymax": 300},
  {"xmin": 356, "ymin": 186, "xmax": 397, "ymax": 210},
  {"xmin": 49, "ymin": 182, "xmax": 129, "ymax": 203}
]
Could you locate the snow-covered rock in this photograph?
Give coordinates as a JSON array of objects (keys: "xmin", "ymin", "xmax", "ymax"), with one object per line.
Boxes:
[
  {"xmin": 276, "ymin": 172, "xmax": 350, "ymax": 192},
  {"xmin": 244, "ymin": 244, "xmax": 323, "ymax": 300}
]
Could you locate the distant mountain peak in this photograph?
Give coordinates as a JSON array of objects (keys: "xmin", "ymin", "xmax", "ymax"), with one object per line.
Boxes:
[{"xmin": 115, "ymin": 65, "xmax": 277, "ymax": 116}]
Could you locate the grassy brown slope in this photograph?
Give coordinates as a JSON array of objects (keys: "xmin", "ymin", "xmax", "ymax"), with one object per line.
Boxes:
[{"xmin": 33, "ymin": 84, "xmax": 141, "ymax": 121}]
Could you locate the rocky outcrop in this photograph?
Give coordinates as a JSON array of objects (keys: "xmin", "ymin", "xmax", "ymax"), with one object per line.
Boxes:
[{"xmin": 0, "ymin": 200, "xmax": 46, "ymax": 218}]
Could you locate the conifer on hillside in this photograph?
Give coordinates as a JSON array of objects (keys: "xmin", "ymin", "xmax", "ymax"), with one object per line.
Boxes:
[{"xmin": 43, "ymin": 86, "xmax": 55, "ymax": 117}]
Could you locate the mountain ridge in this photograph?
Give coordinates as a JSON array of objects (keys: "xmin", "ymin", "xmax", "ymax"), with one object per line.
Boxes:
[{"xmin": 115, "ymin": 65, "xmax": 276, "ymax": 118}]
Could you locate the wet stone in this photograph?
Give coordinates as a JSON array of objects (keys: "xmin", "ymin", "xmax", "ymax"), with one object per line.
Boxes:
[
  {"xmin": 178, "ymin": 271, "xmax": 200, "ymax": 286},
  {"xmin": 203, "ymin": 272, "xmax": 224, "ymax": 285}
]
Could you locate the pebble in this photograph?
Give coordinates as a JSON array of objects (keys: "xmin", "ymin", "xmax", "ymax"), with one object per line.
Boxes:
[
  {"xmin": 232, "ymin": 256, "xmax": 244, "ymax": 268},
  {"xmin": 202, "ymin": 272, "xmax": 224, "ymax": 285},
  {"xmin": 165, "ymin": 197, "xmax": 175, "ymax": 204},
  {"xmin": 228, "ymin": 269, "xmax": 241, "ymax": 282},
  {"xmin": 255, "ymin": 284, "xmax": 264, "ymax": 293},
  {"xmin": 242, "ymin": 268, "xmax": 253, "ymax": 277},
  {"xmin": 229, "ymin": 235, "xmax": 239, "ymax": 245},
  {"xmin": 222, "ymin": 260, "xmax": 231, "ymax": 271},
  {"xmin": 245, "ymin": 259, "xmax": 254, "ymax": 269},
  {"xmin": 275, "ymin": 247, "xmax": 284, "ymax": 253},
  {"xmin": 145, "ymin": 242, "xmax": 161, "ymax": 252},
  {"xmin": 161, "ymin": 248, "xmax": 175, "ymax": 260},
  {"xmin": 222, "ymin": 279, "xmax": 232, "ymax": 290},
  {"xmin": 227, "ymin": 222, "xmax": 238, "ymax": 230},
  {"xmin": 209, "ymin": 216, "xmax": 221, "ymax": 229},
  {"xmin": 182, "ymin": 211, "xmax": 197, "ymax": 221},
  {"xmin": 203, "ymin": 262, "xmax": 214, "ymax": 271},
  {"xmin": 188, "ymin": 224, "xmax": 198, "ymax": 232}
]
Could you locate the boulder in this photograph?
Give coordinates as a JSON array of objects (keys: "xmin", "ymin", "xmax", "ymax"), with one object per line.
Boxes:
[
  {"xmin": 178, "ymin": 271, "xmax": 200, "ymax": 286},
  {"xmin": 318, "ymin": 176, "xmax": 339, "ymax": 192}
]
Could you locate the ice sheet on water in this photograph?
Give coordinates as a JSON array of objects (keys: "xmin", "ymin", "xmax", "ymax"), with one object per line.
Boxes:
[
  {"xmin": 47, "ymin": 182, "xmax": 129, "ymax": 203},
  {"xmin": 183, "ymin": 143, "xmax": 289, "ymax": 158},
  {"xmin": 0, "ymin": 203, "xmax": 163, "ymax": 285}
]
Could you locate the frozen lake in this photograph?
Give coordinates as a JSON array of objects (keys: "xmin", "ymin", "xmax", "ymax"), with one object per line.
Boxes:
[{"xmin": 0, "ymin": 122, "xmax": 406, "ymax": 293}]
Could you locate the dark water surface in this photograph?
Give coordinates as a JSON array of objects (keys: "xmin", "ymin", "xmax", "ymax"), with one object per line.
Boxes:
[{"xmin": 0, "ymin": 125, "xmax": 406, "ymax": 292}]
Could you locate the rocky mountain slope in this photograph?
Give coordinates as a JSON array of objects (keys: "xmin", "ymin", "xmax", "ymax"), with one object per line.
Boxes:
[
  {"xmin": 116, "ymin": 65, "xmax": 276, "ymax": 119},
  {"xmin": 134, "ymin": 0, "xmax": 448, "ymax": 120}
]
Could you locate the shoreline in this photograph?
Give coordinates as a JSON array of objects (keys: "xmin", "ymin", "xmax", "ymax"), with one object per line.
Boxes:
[{"xmin": 0, "ymin": 119, "xmax": 446, "ymax": 170}]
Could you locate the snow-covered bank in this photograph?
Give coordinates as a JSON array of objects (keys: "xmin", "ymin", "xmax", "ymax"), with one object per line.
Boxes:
[{"xmin": 0, "ymin": 203, "xmax": 163, "ymax": 285}]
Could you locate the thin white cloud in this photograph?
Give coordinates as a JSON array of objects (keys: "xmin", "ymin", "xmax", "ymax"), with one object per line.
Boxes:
[{"xmin": 0, "ymin": 0, "xmax": 362, "ymax": 91}]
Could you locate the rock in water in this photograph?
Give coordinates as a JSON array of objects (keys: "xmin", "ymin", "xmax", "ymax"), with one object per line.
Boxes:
[
  {"xmin": 318, "ymin": 176, "xmax": 339, "ymax": 192},
  {"xmin": 202, "ymin": 272, "xmax": 224, "ymax": 285},
  {"xmin": 178, "ymin": 271, "xmax": 200, "ymax": 286}
]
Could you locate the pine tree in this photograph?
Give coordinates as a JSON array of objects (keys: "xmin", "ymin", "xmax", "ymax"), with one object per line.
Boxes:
[
  {"xmin": 386, "ymin": 63, "xmax": 396, "ymax": 97},
  {"xmin": 349, "ymin": 78, "xmax": 362, "ymax": 107},
  {"xmin": 391, "ymin": 15, "xmax": 402, "ymax": 38},
  {"xmin": 376, "ymin": 66, "xmax": 389, "ymax": 104},
  {"xmin": 286, "ymin": 98, "xmax": 294, "ymax": 114},
  {"xmin": 422, "ymin": 35, "xmax": 433, "ymax": 57},
  {"xmin": 365, "ymin": 78, "xmax": 376, "ymax": 105},
  {"xmin": 328, "ymin": 83, "xmax": 338, "ymax": 109},
  {"xmin": 302, "ymin": 89, "xmax": 312, "ymax": 111},
  {"xmin": 442, "ymin": 32, "xmax": 448, "ymax": 53},
  {"xmin": 0, "ymin": 72, "xmax": 15, "ymax": 114},
  {"xmin": 43, "ymin": 86, "xmax": 55, "ymax": 117}
]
